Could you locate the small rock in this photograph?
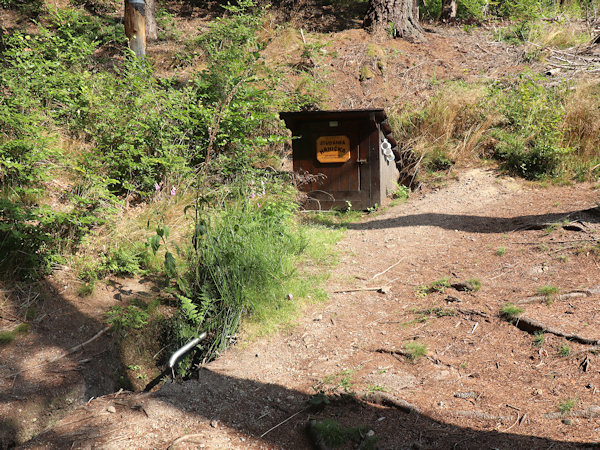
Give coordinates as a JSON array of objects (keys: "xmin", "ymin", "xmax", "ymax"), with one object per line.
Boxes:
[
  {"xmin": 210, "ymin": 420, "xmax": 218, "ymax": 428},
  {"xmin": 366, "ymin": 430, "xmax": 375, "ymax": 437},
  {"xmin": 445, "ymin": 295, "xmax": 462, "ymax": 303},
  {"xmin": 562, "ymin": 418, "xmax": 573, "ymax": 425},
  {"xmin": 32, "ymin": 418, "xmax": 37, "ymax": 422},
  {"xmin": 314, "ymin": 314, "xmax": 323, "ymax": 321},
  {"xmin": 454, "ymin": 391, "xmax": 477, "ymax": 399},
  {"xmin": 106, "ymin": 405, "xmax": 116, "ymax": 413}
]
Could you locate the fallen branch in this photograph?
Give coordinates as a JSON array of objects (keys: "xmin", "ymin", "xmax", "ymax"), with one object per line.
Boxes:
[
  {"xmin": 0, "ymin": 307, "xmax": 22, "ymax": 322},
  {"xmin": 451, "ymin": 411, "xmax": 511, "ymax": 421},
  {"xmin": 356, "ymin": 392, "xmax": 420, "ymax": 414},
  {"xmin": 512, "ymin": 238, "xmax": 598, "ymax": 245},
  {"xmin": 1, "ymin": 326, "xmax": 111, "ymax": 379},
  {"xmin": 261, "ymin": 407, "xmax": 308, "ymax": 438},
  {"xmin": 510, "ymin": 316, "xmax": 600, "ymax": 346},
  {"xmin": 371, "ymin": 258, "xmax": 404, "ymax": 280},
  {"xmin": 456, "ymin": 308, "xmax": 488, "ymax": 318},
  {"xmin": 333, "ymin": 286, "xmax": 389, "ymax": 294},
  {"xmin": 549, "ymin": 346, "xmax": 600, "ymax": 365},
  {"xmin": 543, "ymin": 406, "xmax": 600, "ymax": 420},
  {"xmin": 48, "ymin": 326, "xmax": 111, "ymax": 363}
]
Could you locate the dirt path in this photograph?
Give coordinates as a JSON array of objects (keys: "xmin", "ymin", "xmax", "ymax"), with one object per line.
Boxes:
[{"xmin": 22, "ymin": 169, "xmax": 600, "ymax": 449}]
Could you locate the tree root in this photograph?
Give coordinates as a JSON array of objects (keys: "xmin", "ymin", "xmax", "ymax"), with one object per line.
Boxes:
[
  {"xmin": 455, "ymin": 308, "xmax": 488, "ymax": 318},
  {"xmin": 374, "ymin": 347, "xmax": 413, "ymax": 360},
  {"xmin": 167, "ymin": 433, "xmax": 205, "ymax": 449},
  {"xmin": 543, "ymin": 406, "xmax": 600, "ymax": 419},
  {"xmin": 516, "ymin": 289, "xmax": 598, "ymax": 305},
  {"xmin": 510, "ymin": 315, "xmax": 600, "ymax": 346}
]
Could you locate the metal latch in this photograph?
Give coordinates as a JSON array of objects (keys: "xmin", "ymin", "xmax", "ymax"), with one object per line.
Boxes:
[{"xmin": 357, "ymin": 159, "xmax": 368, "ymax": 165}]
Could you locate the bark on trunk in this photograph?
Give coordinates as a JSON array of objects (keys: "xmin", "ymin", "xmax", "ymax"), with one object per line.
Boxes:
[
  {"xmin": 124, "ymin": 0, "xmax": 146, "ymax": 58},
  {"xmin": 364, "ymin": 0, "xmax": 424, "ymax": 41},
  {"xmin": 441, "ymin": 0, "xmax": 457, "ymax": 21},
  {"xmin": 145, "ymin": 0, "xmax": 158, "ymax": 41}
]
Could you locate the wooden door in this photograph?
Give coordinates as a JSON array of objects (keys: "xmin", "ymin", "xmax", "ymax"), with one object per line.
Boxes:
[{"xmin": 293, "ymin": 120, "xmax": 373, "ymax": 209}]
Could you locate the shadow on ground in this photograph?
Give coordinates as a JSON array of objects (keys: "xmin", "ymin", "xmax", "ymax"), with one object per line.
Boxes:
[
  {"xmin": 345, "ymin": 207, "xmax": 600, "ymax": 234},
  {"xmin": 24, "ymin": 368, "xmax": 598, "ymax": 449},
  {"xmin": 0, "ymin": 278, "xmax": 124, "ymax": 448}
]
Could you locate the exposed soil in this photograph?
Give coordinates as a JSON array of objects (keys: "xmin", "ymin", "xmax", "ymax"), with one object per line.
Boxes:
[{"xmin": 11, "ymin": 168, "xmax": 600, "ymax": 449}]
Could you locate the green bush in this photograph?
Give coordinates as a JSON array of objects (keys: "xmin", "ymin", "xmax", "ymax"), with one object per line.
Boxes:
[
  {"xmin": 84, "ymin": 58, "xmax": 192, "ymax": 196},
  {"xmin": 186, "ymin": 0, "xmax": 289, "ymax": 176},
  {"xmin": 0, "ymin": 8, "xmax": 117, "ymax": 277},
  {"xmin": 492, "ymin": 73, "xmax": 571, "ymax": 179}
]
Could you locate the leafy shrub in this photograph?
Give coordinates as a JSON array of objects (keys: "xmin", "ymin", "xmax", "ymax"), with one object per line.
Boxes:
[
  {"xmin": 103, "ymin": 243, "xmax": 149, "ymax": 276},
  {"xmin": 106, "ymin": 305, "xmax": 150, "ymax": 330},
  {"xmin": 187, "ymin": 0, "xmax": 289, "ymax": 175},
  {"xmin": 492, "ymin": 73, "xmax": 570, "ymax": 179},
  {"xmin": 0, "ymin": 9, "xmax": 117, "ymax": 277},
  {"xmin": 533, "ymin": 332, "xmax": 545, "ymax": 346},
  {"xmin": 309, "ymin": 419, "xmax": 372, "ymax": 448}
]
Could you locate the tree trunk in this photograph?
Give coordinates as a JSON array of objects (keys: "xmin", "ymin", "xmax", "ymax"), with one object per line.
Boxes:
[
  {"xmin": 145, "ymin": 0, "xmax": 158, "ymax": 41},
  {"xmin": 124, "ymin": 0, "xmax": 146, "ymax": 58},
  {"xmin": 364, "ymin": 0, "xmax": 424, "ymax": 41},
  {"xmin": 441, "ymin": 0, "xmax": 457, "ymax": 21}
]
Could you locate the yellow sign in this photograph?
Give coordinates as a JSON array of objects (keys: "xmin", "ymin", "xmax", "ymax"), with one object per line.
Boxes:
[{"xmin": 316, "ymin": 136, "xmax": 351, "ymax": 163}]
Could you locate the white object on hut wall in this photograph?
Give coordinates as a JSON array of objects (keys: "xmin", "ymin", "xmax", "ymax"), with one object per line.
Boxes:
[{"xmin": 381, "ymin": 139, "xmax": 394, "ymax": 162}]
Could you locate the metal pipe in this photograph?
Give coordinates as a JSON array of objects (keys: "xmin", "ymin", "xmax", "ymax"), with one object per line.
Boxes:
[{"xmin": 168, "ymin": 332, "xmax": 207, "ymax": 369}]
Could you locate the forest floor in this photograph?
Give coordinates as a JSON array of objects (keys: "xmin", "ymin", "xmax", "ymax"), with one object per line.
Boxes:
[
  {"xmin": 2, "ymin": 6, "xmax": 600, "ymax": 449},
  {"xmin": 14, "ymin": 167, "xmax": 600, "ymax": 449}
]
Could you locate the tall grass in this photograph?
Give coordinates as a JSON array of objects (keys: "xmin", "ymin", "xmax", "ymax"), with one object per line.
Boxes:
[
  {"xmin": 563, "ymin": 83, "xmax": 600, "ymax": 177},
  {"xmin": 389, "ymin": 82, "xmax": 494, "ymax": 171},
  {"xmin": 389, "ymin": 76, "xmax": 600, "ymax": 181},
  {"xmin": 171, "ymin": 179, "xmax": 335, "ymax": 368}
]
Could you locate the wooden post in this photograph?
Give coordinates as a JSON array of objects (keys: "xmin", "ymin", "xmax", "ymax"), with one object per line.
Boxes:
[{"xmin": 124, "ymin": 0, "xmax": 146, "ymax": 58}]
